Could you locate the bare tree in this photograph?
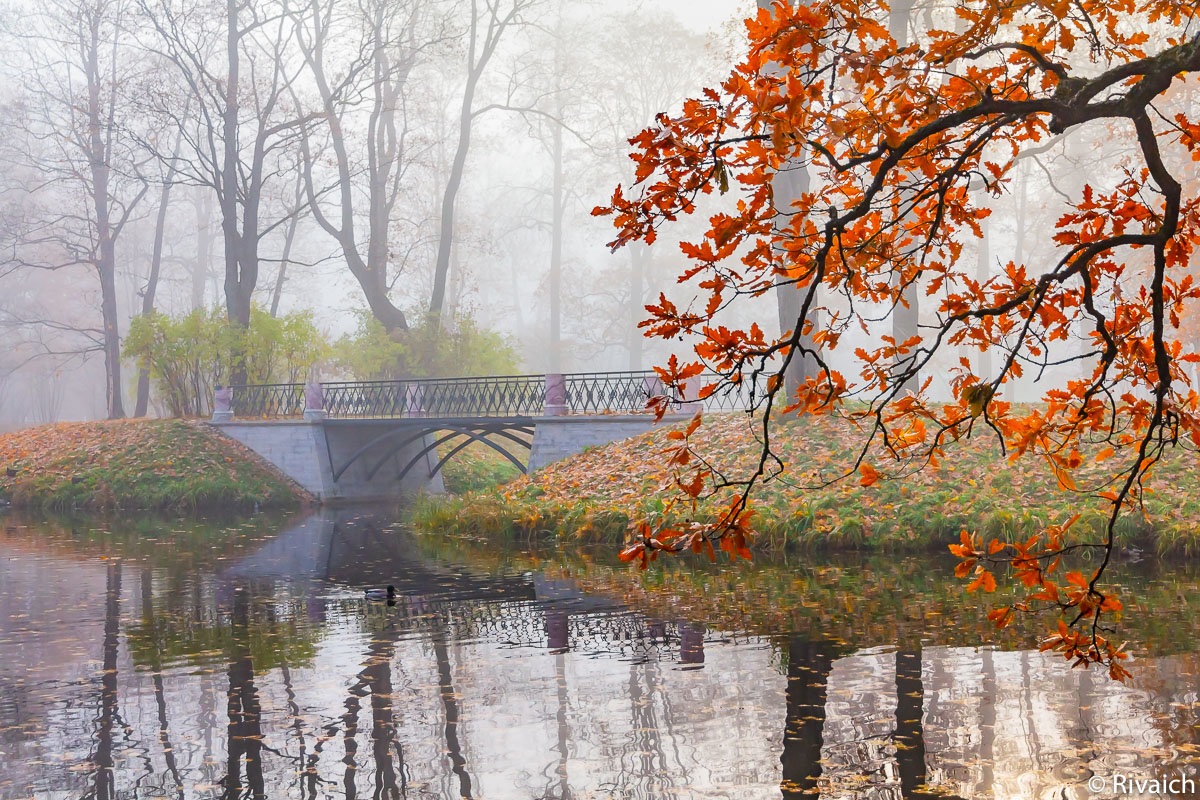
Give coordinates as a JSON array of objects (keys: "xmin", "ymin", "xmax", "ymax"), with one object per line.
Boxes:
[
  {"xmin": 139, "ymin": 0, "xmax": 314, "ymax": 367},
  {"xmin": 293, "ymin": 0, "xmax": 450, "ymax": 333},
  {"xmin": 427, "ymin": 0, "xmax": 538, "ymax": 321},
  {"xmin": 134, "ymin": 119, "xmax": 187, "ymax": 416},
  {"xmin": 3, "ymin": 0, "xmax": 150, "ymax": 418}
]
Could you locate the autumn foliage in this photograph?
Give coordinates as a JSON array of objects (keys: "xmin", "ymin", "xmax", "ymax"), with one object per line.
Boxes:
[
  {"xmin": 597, "ymin": 0, "xmax": 1200, "ymax": 678},
  {"xmin": 0, "ymin": 420, "xmax": 306, "ymax": 511}
]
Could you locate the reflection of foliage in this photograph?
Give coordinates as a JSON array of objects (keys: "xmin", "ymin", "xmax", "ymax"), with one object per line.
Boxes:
[
  {"xmin": 124, "ymin": 307, "xmax": 328, "ymax": 416},
  {"xmin": 1, "ymin": 511, "xmax": 300, "ymax": 565},
  {"xmin": 415, "ymin": 531, "xmax": 1200, "ymax": 659},
  {"xmin": 0, "ymin": 420, "xmax": 306, "ymax": 511},
  {"xmin": 413, "ymin": 412, "xmax": 1200, "ymax": 553},
  {"xmin": 331, "ymin": 310, "xmax": 520, "ymax": 380},
  {"xmin": 126, "ymin": 608, "xmax": 319, "ymax": 672}
]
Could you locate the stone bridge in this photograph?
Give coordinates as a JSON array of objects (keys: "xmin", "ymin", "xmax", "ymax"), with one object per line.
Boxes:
[{"xmin": 209, "ymin": 370, "xmax": 747, "ymax": 503}]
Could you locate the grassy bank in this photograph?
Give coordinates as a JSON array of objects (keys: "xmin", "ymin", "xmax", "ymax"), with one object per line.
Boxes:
[
  {"xmin": 437, "ymin": 435, "xmax": 525, "ymax": 494},
  {"xmin": 0, "ymin": 419, "xmax": 308, "ymax": 512},
  {"xmin": 412, "ymin": 412, "xmax": 1200, "ymax": 555}
]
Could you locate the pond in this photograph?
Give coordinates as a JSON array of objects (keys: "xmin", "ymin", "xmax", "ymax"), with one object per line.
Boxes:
[{"xmin": 1, "ymin": 509, "xmax": 1198, "ymax": 799}]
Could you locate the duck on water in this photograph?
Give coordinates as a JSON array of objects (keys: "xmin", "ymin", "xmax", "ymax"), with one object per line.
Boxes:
[{"xmin": 365, "ymin": 585, "xmax": 397, "ymax": 601}]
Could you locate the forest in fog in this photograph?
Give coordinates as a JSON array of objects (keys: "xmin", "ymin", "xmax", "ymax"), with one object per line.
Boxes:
[{"xmin": 0, "ymin": 0, "xmax": 1147, "ymax": 423}]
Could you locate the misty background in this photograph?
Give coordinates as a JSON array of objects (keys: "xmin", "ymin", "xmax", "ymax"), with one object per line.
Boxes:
[{"xmin": 0, "ymin": 0, "xmax": 1141, "ymax": 425}]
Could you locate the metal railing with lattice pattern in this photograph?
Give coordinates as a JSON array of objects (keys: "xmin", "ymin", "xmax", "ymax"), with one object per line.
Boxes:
[{"xmin": 223, "ymin": 370, "xmax": 758, "ymax": 420}]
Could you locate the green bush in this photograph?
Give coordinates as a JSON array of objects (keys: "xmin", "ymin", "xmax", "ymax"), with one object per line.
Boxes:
[
  {"xmin": 332, "ymin": 310, "xmax": 520, "ymax": 379},
  {"xmin": 124, "ymin": 307, "xmax": 328, "ymax": 416}
]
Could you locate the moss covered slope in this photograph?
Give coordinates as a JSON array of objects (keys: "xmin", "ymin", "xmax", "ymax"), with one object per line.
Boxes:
[
  {"xmin": 0, "ymin": 419, "xmax": 308, "ymax": 511},
  {"xmin": 413, "ymin": 412, "xmax": 1200, "ymax": 555}
]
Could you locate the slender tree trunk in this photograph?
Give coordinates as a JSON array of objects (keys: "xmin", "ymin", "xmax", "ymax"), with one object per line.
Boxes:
[
  {"xmin": 772, "ymin": 163, "xmax": 820, "ymax": 397},
  {"xmin": 889, "ymin": 0, "xmax": 920, "ymax": 395},
  {"xmin": 86, "ymin": 10, "xmax": 124, "ymax": 419},
  {"xmin": 135, "ymin": 136, "xmax": 183, "ymax": 416},
  {"xmin": 976, "ymin": 214, "xmax": 992, "ymax": 379},
  {"xmin": 219, "ymin": 0, "xmax": 255, "ymax": 390},
  {"xmin": 429, "ymin": 73, "xmax": 478, "ymax": 321},
  {"xmin": 221, "ymin": 0, "xmax": 242, "ymax": 325},
  {"xmin": 548, "ymin": 120, "xmax": 564, "ymax": 372},
  {"xmin": 269, "ymin": 213, "xmax": 298, "ymax": 318},
  {"xmin": 193, "ymin": 190, "xmax": 213, "ymax": 310},
  {"xmin": 628, "ymin": 245, "xmax": 647, "ymax": 369},
  {"xmin": 758, "ymin": 0, "xmax": 820, "ymax": 399}
]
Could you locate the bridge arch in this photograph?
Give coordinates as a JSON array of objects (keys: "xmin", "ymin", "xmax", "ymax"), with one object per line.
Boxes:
[{"xmin": 330, "ymin": 422, "xmax": 533, "ymax": 485}]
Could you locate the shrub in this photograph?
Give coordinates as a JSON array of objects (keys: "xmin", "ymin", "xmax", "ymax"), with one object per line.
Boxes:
[{"xmin": 124, "ymin": 307, "xmax": 327, "ymax": 416}]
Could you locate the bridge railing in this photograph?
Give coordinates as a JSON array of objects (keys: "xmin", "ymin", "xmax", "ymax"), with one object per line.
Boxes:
[{"xmin": 221, "ymin": 369, "xmax": 760, "ymax": 420}]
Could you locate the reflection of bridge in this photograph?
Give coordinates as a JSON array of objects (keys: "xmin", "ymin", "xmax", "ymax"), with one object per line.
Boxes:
[
  {"xmin": 220, "ymin": 509, "xmax": 714, "ymax": 661},
  {"xmin": 210, "ymin": 371, "xmax": 750, "ymax": 502}
]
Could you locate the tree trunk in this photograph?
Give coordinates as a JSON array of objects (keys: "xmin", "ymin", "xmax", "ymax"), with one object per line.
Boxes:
[
  {"xmin": 758, "ymin": 0, "xmax": 821, "ymax": 400},
  {"xmin": 429, "ymin": 73, "xmax": 478, "ymax": 321},
  {"xmin": 219, "ymin": 0, "xmax": 255, "ymax": 389},
  {"xmin": 269, "ymin": 209, "xmax": 298, "ymax": 318},
  {"xmin": 772, "ymin": 164, "xmax": 820, "ymax": 397},
  {"xmin": 890, "ymin": 0, "xmax": 920, "ymax": 396},
  {"xmin": 135, "ymin": 137, "xmax": 182, "ymax": 416},
  {"xmin": 628, "ymin": 244, "xmax": 647, "ymax": 370},
  {"xmin": 86, "ymin": 9, "xmax": 124, "ymax": 419},
  {"xmin": 193, "ymin": 190, "xmax": 213, "ymax": 310},
  {"xmin": 976, "ymin": 214, "xmax": 992, "ymax": 379},
  {"xmin": 548, "ymin": 119, "xmax": 564, "ymax": 372}
]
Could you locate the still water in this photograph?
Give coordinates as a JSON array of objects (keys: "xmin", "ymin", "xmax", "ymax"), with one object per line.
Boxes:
[{"xmin": 1, "ymin": 510, "xmax": 1199, "ymax": 799}]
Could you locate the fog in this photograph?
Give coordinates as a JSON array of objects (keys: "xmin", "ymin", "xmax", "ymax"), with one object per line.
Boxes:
[{"xmin": 0, "ymin": 0, "xmax": 1155, "ymax": 424}]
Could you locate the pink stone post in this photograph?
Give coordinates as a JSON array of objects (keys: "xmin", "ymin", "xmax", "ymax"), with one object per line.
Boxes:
[
  {"xmin": 304, "ymin": 382, "xmax": 325, "ymax": 421},
  {"xmin": 679, "ymin": 376, "xmax": 703, "ymax": 415},
  {"xmin": 404, "ymin": 383, "xmax": 424, "ymax": 418},
  {"xmin": 211, "ymin": 385, "xmax": 233, "ymax": 422},
  {"xmin": 544, "ymin": 373, "xmax": 567, "ymax": 416}
]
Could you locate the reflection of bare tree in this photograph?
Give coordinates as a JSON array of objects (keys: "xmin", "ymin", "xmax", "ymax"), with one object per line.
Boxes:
[
  {"xmin": 895, "ymin": 650, "xmax": 930, "ymax": 797},
  {"xmin": 87, "ymin": 561, "xmax": 121, "ymax": 800},
  {"xmin": 780, "ymin": 639, "xmax": 836, "ymax": 798},
  {"xmin": 978, "ymin": 648, "xmax": 996, "ymax": 797},
  {"xmin": 1018, "ymin": 652, "xmax": 1042, "ymax": 774},
  {"xmin": 366, "ymin": 630, "xmax": 404, "ymax": 799},
  {"xmin": 433, "ymin": 618, "xmax": 473, "ymax": 798},
  {"xmin": 139, "ymin": 568, "xmax": 184, "ymax": 799},
  {"xmin": 224, "ymin": 589, "xmax": 265, "ymax": 800},
  {"xmin": 894, "ymin": 650, "xmax": 966, "ymax": 800},
  {"xmin": 338, "ymin": 613, "xmax": 405, "ymax": 800}
]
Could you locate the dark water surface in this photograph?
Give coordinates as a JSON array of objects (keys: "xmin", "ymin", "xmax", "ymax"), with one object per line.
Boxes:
[{"xmin": 2, "ymin": 510, "xmax": 1200, "ymax": 799}]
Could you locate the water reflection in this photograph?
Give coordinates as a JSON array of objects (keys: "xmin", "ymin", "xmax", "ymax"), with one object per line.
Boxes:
[{"xmin": 0, "ymin": 510, "xmax": 1199, "ymax": 798}]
